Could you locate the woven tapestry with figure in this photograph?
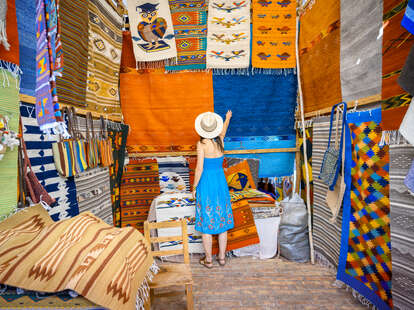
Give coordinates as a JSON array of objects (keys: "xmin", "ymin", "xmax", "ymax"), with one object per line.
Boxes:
[{"xmin": 338, "ymin": 108, "xmax": 392, "ymax": 310}]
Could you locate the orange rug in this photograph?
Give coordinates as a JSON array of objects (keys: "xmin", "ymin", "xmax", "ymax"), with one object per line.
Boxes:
[
  {"xmin": 299, "ymin": 0, "xmax": 342, "ymax": 114},
  {"xmin": 120, "ymin": 69, "xmax": 214, "ymax": 153}
]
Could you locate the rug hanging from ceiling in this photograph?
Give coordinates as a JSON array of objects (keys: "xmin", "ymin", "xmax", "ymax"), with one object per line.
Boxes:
[
  {"xmin": 85, "ymin": 0, "xmax": 122, "ymax": 119},
  {"xmin": 20, "ymin": 102, "xmax": 79, "ymax": 221},
  {"xmin": 0, "ymin": 70, "xmax": 19, "ymax": 220},
  {"xmin": 213, "ymin": 71, "xmax": 297, "ymax": 136},
  {"xmin": 252, "ymin": 0, "xmax": 296, "ymax": 71},
  {"xmin": 120, "ymin": 158, "xmax": 161, "ymax": 232},
  {"xmin": 120, "ymin": 69, "xmax": 214, "ymax": 153},
  {"xmin": 340, "ymin": 0, "xmax": 382, "ymax": 102},
  {"xmin": 165, "ymin": 0, "xmax": 207, "ymax": 72},
  {"xmin": 211, "ymin": 199, "xmax": 260, "ymax": 255},
  {"xmin": 108, "ymin": 123, "xmax": 129, "ymax": 227},
  {"xmin": 56, "ymin": 0, "xmax": 89, "ymax": 109},
  {"xmin": 298, "ymin": 127, "xmax": 313, "ymax": 207},
  {"xmin": 299, "ymin": 0, "xmax": 342, "ymax": 114},
  {"xmin": 311, "ymin": 117, "xmax": 343, "ymax": 269},
  {"xmin": 0, "ymin": 0, "xmax": 19, "ymax": 67},
  {"xmin": 338, "ymin": 108, "xmax": 392, "ymax": 310},
  {"xmin": 0, "ymin": 204, "xmax": 156, "ymax": 310},
  {"xmin": 382, "ymin": 0, "xmax": 414, "ymax": 131},
  {"xmin": 126, "ymin": 0, "xmax": 177, "ymax": 68},
  {"xmin": 156, "ymin": 157, "xmax": 190, "ymax": 193},
  {"xmin": 15, "ymin": 0, "xmax": 36, "ymax": 96},
  {"xmin": 206, "ymin": 0, "xmax": 250, "ymax": 72},
  {"xmin": 389, "ymin": 141, "xmax": 414, "ymax": 310}
]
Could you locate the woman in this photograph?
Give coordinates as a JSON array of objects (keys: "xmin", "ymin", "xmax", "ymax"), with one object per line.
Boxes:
[{"xmin": 192, "ymin": 110, "xmax": 234, "ymax": 268}]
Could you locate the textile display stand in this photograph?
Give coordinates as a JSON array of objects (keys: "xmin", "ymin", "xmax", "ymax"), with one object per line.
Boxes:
[{"xmin": 295, "ymin": 16, "xmax": 315, "ymax": 264}]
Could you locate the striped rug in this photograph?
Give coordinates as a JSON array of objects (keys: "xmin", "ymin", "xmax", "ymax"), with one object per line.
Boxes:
[
  {"xmin": 157, "ymin": 157, "xmax": 190, "ymax": 193},
  {"xmin": 312, "ymin": 116, "xmax": 343, "ymax": 268}
]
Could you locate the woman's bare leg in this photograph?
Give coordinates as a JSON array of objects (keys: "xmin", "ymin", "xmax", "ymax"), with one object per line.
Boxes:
[
  {"xmin": 202, "ymin": 233, "xmax": 213, "ymax": 262},
  {"xmin": 218, "ymin": 231, "xmax": 227, "ymax": 259}
]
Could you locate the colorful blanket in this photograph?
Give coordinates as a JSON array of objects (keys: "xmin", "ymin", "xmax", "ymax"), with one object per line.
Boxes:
[
  {"xmin": 0, "ymin": 204, "xmax": 156, "ymax": 310},
  {"xmin": 390, "ymin": 142, "xmax": 414, "ymax": 310},
  {"xmin": 126, "ymin": 0, "xmax": 177, "ymax": 68},
  {"xmin": 298, "ymin": 127, "xmax": 313, "ymax": 207},
  {"xmin": 252, "ymin": 0, "xmax": 296, "ymax": 71},
  {"xmin": 299, "ymin": 0, "xmax": 342, "ymax": 114},
  {"xmin": 382, "ymin": 0, "xmax": 414, "ymax": 131},
  {"xmin": 56, "ymin": 0, "xmax": 89, "ymax": 109},
  {"xmin": 120, "ymin": 159, "xmax": 161, "ymax": 232},
  {"xmin": 338, "ymin": 108, "xmax": 392, "ymax": 310},
  {"xmin": 402, "ymin": 0, "xmax": 414, "ymax": 34},
  {"xmin": 206, "ymin": 0, "xmax": 250, "ymax": 71},
  {"xmin": 165, "ymin": 0, "xmax": 207, "ymax": 72},
  {"xmin": 0, "ymin": 0, "xmax": 19, "ymax": 67},
  {"xmin": 20, "ymin": 102, "xmax": 79, "ymax": 221},
  {"xmin": 340, "ymin": 0, "xmax": 382, "ymax": 102},
  {"xmin": 156, "ymin": 157, "xmax": 190, "ymax": 193},
  {"xmin": 120, "ymin": 69, "xmax": 214, "ymax": 153}
]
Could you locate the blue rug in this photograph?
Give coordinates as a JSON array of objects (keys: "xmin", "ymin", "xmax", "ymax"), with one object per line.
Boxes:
[
  {"xmin": 16, "ymin": 0, "xmax": 36, "ymax": 96},
  {"xmin": 20, "ymin": 102, "xmax": 79, "ymax": 220}
]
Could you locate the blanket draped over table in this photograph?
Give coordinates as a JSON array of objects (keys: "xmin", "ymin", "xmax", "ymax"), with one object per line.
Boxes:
[
  {"xmin": 340, "ymin": 0, "xmax": 382, "ymax": 102},
  {"xmin": 206, "ymin": 0, "xmax": 250, "ymax": 72},
  {"xmin": 121, "ymin": 69, "xmax": 214, "ymax": 153},
  {"xmin": 299, "ymin": 0, "xmax": 342, "ymax": 114},
  {"xmin": 120, "ymin": 159, "xmax": 161, "ymax": 232},
  {"xmin": 126, "ymin": 0, "xmax": 177, "ymax": 68},
  {"xmin": 0, "ymin": 0, "xmax": 19, "ymax": 68},
  {"xmin": 0, "ymin": 205, "xmax": 156, "ymax": 310},
  {"xmin": 56, "ymin": 0, "xmax": 89, "ymax": 109},
  {"xmin": 252, "ymin": 0, "xmax": 296, "ymax": 71},
  {"xmin": 20, "ymin": 102, "xmax": 79, "ymax": 221},
  {"xmin": 382, "ymin": 0, "xmax": 414, "ymax": 131},
  {"xmin": 85, "ymin": 0, "xmax": 123, "ymax": 119},
  {"xmin": 338, "ymin": 108, "xmax": 392, "ymax": 310},
  {"xmin": 165, "ymin": 0, "xmax": 207, "ymax": 72},
  {"xmin": 390, "ymin": 141, "xmax": 414, "ymax": 310}
]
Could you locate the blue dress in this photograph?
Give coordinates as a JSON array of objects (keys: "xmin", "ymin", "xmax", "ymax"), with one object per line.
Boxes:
[{"xmin": 195, "ymin": 156, "xmax": 234, "ymax": 234}]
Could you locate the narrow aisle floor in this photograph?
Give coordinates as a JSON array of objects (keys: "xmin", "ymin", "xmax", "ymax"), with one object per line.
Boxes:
[{"xmin": 152, "ymin": 256, "xmax": 366, "ymax": 310}]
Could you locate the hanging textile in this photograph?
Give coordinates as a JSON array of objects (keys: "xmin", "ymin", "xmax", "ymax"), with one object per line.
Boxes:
[
  {"xmin": 389, "ymin": 141, "xmax": 414, "ymax": 310},
  {"xmin": 251, "ymin": 0, "xmax": 296, "ymax": 72},
  {"xmin": 165, "ymin": 0, "xmax": 207, "ymax": 72},
  {"xmin": 120, "ymin": 159, "xmax": 161, "ymax": 232},
  {"xmin": 156, "ymin": 157, "xmax": 190, "ymax": 193},
  {"xmin": 338, "ymin": 108, "xmax": 392, "ymax": 310},
  {"xmin": 0, "ymin": 0, "xmax": 19, "ymax": 68},
  {"xmin": 121, "ymin": 31, "xmax": 136, "ymax": 69},
  {"xmin": 340, "ymin": 0, "xmax": 382, "ymax": 102},
  {"xmin": 298, "ymin": 127, "xmax": 313, "ymax": 206},
  {"xmin": 382, "ymin": 0, "xmax": 414, "ymax": 131},
  {"xmin": 206, "ymin": 0, "xmax": 250, "ymax": 72},
  {"xmin": 108, "ymin": 123, "xmax": 129, "ymax": 227},
  {"xmin": 20, "ymin": 102, "xmax": 79, "ymax": 220},
  {"xmin": 398, "ymin": 44, "xmax": 414, "ymax": 96},
  {"xmin": 120, "ymin": 69, "xmax": 214, "ymax": 153},
  {"xmin": 126, "ymin": 0, "xmax": 177, "ymax": 68},
  {"xmin": 56, "ymin": 0, "xmax": 89, "ymax": 109},
  {"xmin": 44, "ymin": 0, "xmax": 63, "ymax": 75},
  {"xmin": 402, "ymin": 0, "xmax": 414, "ymax": 34},
  {"xmin": 299, "ymin": 0, "xmax": 342, "ymax": 114}
]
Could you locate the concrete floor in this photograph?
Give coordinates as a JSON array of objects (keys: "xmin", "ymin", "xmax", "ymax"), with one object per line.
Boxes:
[{"xmin": 152, "ymin": 256, "xmax": 366, "ymax": 310}]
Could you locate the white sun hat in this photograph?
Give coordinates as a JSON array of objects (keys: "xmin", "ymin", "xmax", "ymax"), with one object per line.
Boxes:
[{"xmin": 194, "ymin": 112, "xmax": 224, "ymax": 139}]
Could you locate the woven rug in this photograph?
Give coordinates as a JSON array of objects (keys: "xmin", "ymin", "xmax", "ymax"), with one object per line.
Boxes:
[
  {"xmin": 299, "ymin": 0, "xmax": 342, "ymax": 114},
  {"xmin": 402, "ymin": 0, "xmax": 414, "ymax": 33},
  {"xmin": 382, "ymin": 0, "xmax": 414, "ymax": 131},
  {"xmin": 298, "ymin": 127, "xmax": 313, "ymax": 207},
  {"xmin": 0, "ymin": 70, "xmax": 19, "ymax": 220},
  {"xmin": 0, "ymin": 204, "xmax": 156, "ymax": 310},
  {"xmin": 165, "ymin": 0, "xmax": 207, "ymax": 72},
  {"xmin": 126, "ymin": 0, "xmax": 177, "ymax": 68},
  {"xmin": 340, "ymin": 0, "xmax": 382, "ymax": 102},
  {"xmin": 225, "ymin": 157, "xmax": 260, "ymax": 187},
  {"xmin": 398, "ymin": 44, "xmax": 414, "ymax": 96},
  {"xmin": 156, "ymin": 157, "xmax": 190, "ymax": 193},
  {"xmin": 20, "ymin": 102, "xmax": 79, "ymax": 221},
  {"xmin": 56, "ymin": 0, "xmax": 89, "ymax": 109},
  {"xmin": 120, "ymin": 159, "xmax": 161, "ymax": 232},
  {"xmin": 213, "ymin": 71, "xmax": 297, "ymax": 136},
  {"xmin": 206, "ymin": 0, "xmax": 250, "ymax": 71},
  {"xmin": 312, "ymin": 117, "xmax": 343, "ymax": 269},
  {"xmin": 85, "ymin": 0, "xmax": 122, "ymax": 119},
  {"xmin": 252, "ymin": 0, "xmax": 296, "ymax": 71},
  {"xmin": 389, "ymin": 142, "xmax": 414, "ymax": 310},
  {"xmin": 0, "ymin": 0, "xmax": 19, "ymax": 66},
  {"xmin": 338, "ymin": 108, "xmax": 392, "ymax": 310},
  {"xmin": 120, "ymin": 69, "xmax": 214, "ymax": 153},
  {"xmin": 212, "ymin": 199, "xmax": 259, "ymax": 255}
]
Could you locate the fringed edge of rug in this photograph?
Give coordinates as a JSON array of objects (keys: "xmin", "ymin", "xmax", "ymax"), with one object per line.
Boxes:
[
  {"xmin": 314, "ymin": 251, "xmax": 337, "ymax": 272},
  {"xmin": 136, "ymin": 58, "xmax": 177, "ymax": 70},
  {"xmin": 379, "ymin": 130, "xmax": 409, "ymax": 146},
  {"xmin": 212, "ymin": 68, "xmax": 250, "ymax": 75},
  {"xmin": 0, "ymin": 60, "xmax": 22, "ymax": 89},
  {"xmin": 251, "ymin": 67, "xmax": 297, "ymax": 75},
  {"xmin": 135, "ymin": 261, "xmax": 160, "ymax": 310},
  {"xmin": 165, "ymin": 68, "xmax": 210, "ymax": 74},
  {"xmin": 333, "ymin": 280, "xmax": 379, "ymax": 310}
]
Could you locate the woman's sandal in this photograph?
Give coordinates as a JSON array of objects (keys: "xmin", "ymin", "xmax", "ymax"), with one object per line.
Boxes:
[
  {"xmin": 217, "ymin": 257, "xmax": 226, "ymax": 267},
  {"xmin": 199, "ymin": 256, "xmax": 213, "ymax": 269}
]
